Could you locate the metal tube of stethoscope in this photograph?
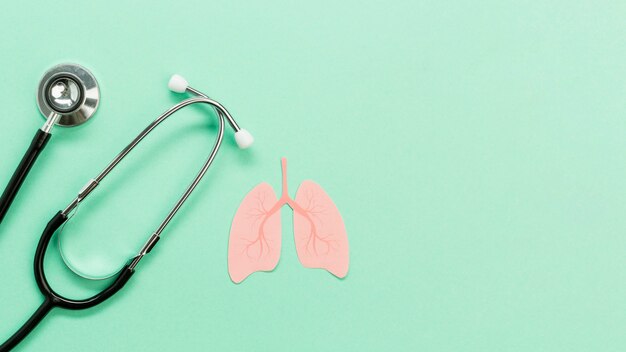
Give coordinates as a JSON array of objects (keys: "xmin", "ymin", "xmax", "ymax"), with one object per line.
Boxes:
[
  {"xmin": 168, "ymin": 74, "xmax": 242, "ymax": 131},
  {"xmin": 186, "ymin": 86, "xmax": 241, "ymax": 132},
  {"xmin": 58, "ymin": 75, "xmax": 254, "ymax": 277},
  {"xmin": 60, "ymin": 96, "xmax": 233, "ymax": 216},
  {"xmin": 40, "ymin": 113, "xmax": 61, "ymax": 134},
  {"xmin": 61, "ymin": 76, "xmax": 253, "ymax": 216},
  {"xmin": 168, "ymin": 74, "xmax": 253, "ymax": 149}
]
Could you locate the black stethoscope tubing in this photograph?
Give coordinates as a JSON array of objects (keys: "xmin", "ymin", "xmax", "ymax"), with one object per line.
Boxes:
[
  {"xmin": 0, "ymin": 83, "xmax": 249, "ymax": 351},
  {"xmin": 0, "ymin": 130, "xmax": 51, "ymax": 224},
  {"xmin": 0, "ymin": 211, "xmax": 134, "ymax": 351}
]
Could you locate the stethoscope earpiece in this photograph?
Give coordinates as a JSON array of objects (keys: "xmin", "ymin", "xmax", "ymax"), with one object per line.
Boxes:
[
  {"xmin": 168, "ymin": 73, "xmax": 254, "ymax": 149},
  {"xmin": 168, "ymin": 74, "xmax": 189, "ymax": 93},
  {"xmin": 234, "ymin": 129, "xmax": 254, "ymax": 149}
]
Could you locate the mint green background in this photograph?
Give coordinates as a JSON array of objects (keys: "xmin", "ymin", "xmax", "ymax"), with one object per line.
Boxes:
[{"xmin": 0, "ymin": 1, "xmax": 625, "ymax": 351}]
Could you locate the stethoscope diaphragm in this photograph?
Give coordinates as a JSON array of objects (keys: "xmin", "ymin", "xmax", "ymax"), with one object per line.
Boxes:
[{"xmin": 37, "ymin": 63, "xmax": 100, "ymax": 127}]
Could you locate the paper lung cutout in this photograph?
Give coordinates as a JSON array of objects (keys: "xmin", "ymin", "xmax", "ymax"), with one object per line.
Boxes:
[
  {"xmin": 228, "ymin": 158, "xmax": 349, "ymax": 283},
  {"xmin": 293, "ymin": 181, "xmax": 349, "ymax": 278},
  {"xmin": 228, "ymin": 183, "xmax": 282, "ymax": 283}
]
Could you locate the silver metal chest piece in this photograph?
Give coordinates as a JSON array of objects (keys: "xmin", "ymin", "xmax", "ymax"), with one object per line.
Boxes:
[{"xmin": 37, "ymin": 64, "xmax": 100, "ymax": 127}]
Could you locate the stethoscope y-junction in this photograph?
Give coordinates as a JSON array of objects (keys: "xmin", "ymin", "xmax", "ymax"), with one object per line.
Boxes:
[{"xmin": 0, "ymin": 73, "xmax": 254, "ymax": 351}]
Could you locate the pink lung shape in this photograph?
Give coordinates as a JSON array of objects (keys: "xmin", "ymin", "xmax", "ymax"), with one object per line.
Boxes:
[
  {"xmin": 228, "ymin": 182, "xmax": 282, "ymax": 283},
  {"xmin": 293, "ymin": 181, "xmax": 349, "ymax": 278},
  {"xmin": 229, "ymin": 158, "xmax": 349, "ymax": 283}
]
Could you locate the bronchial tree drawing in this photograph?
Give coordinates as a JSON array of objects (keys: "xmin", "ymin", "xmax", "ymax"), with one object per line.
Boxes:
[{"xmin": 228, "ymin": 158, "xmax": 349, "ymax": 283}]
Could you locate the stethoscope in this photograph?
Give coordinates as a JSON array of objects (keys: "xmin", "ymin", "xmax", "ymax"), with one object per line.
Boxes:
[
  {"xmin": 0, "ymin": 64, "xmax": 100, "ymax": 224},
  {"xmin": 0, "ymin": 72, "xmax": 254, "ymax": 351}
]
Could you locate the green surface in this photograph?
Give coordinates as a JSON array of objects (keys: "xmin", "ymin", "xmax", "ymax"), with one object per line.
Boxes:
[{"xmin": 0, "ymin": 1, "xmax": 625, "ymax": 351}]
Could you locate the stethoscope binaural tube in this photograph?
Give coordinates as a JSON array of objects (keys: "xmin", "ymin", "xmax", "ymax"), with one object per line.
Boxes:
[
  {"xmin": 0, "ymin": 64, "xmax": 99, "ymax": 225},
  {"xmin": 0, "ymin": 75, "xmax": 253, "ymax": 351}
]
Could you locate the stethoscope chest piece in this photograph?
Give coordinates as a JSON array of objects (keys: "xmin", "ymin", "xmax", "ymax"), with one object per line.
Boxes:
[{"xmin": 37, "ymin": 63, "xmax": 100, "ymax": 127}]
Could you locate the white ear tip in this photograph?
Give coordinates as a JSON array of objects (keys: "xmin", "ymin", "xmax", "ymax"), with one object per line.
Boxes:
[
  {"xmin": 168, "ymin": 74, "xmax": 188, "ymax": 93},
  {"xmin": 235, "ymin": 129, "xmax": 254, "ymax": 149}
]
